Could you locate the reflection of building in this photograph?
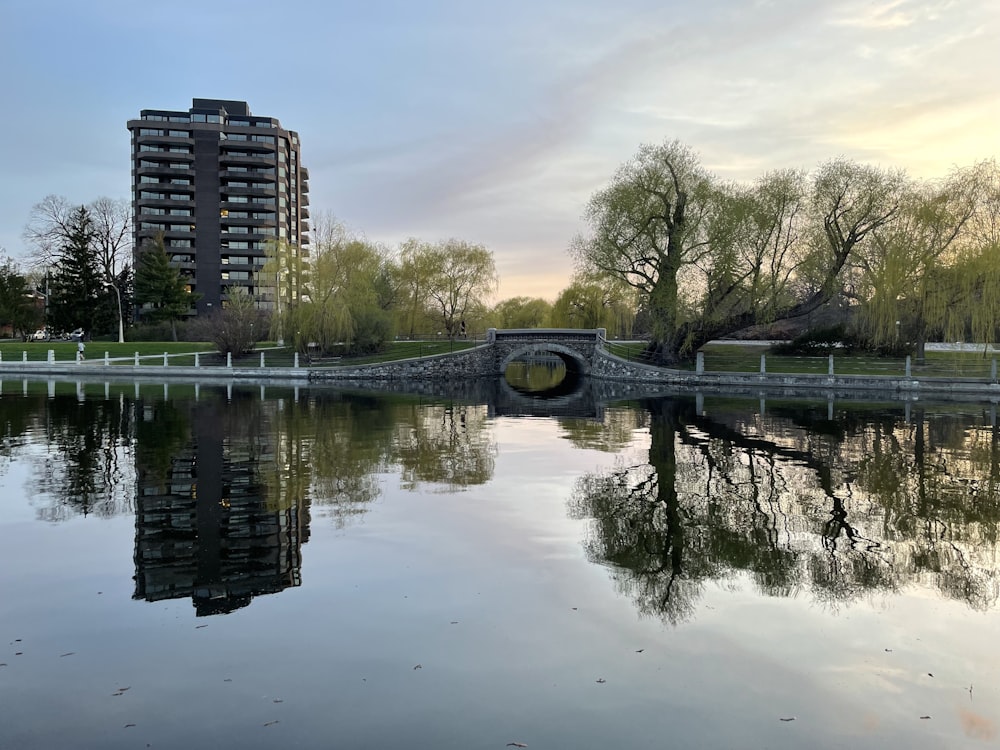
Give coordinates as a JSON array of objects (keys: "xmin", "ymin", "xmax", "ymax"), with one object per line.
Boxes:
[
  {"xmin": 126, "ymin": 98, "xmax": 310, "ymax": 314},
  {"xmin": 133, "ymin": 399, "xmax": 309, "ymax": 616}
]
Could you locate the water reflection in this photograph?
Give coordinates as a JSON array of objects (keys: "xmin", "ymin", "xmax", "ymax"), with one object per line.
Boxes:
[
  {"xmin": 133, "ymin": 393, "xmax": 308, "ymax": 616},
  {"xmin": 3, "ymin": 379, "xmax": 1000, "ymax": 625},
  {"xmin": 504, "ymin": 357, "xmax": 569, "ymax": 394},
  {"xmin": 570, "ymin": 397, "xmax": 1000, "ymax": 623},
  {"xmin": 0, "ymin": 381, "xmax": 498, "ymax": 616}
]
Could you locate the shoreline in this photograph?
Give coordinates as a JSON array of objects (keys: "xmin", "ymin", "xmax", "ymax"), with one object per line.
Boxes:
[{"xmin": 1, "ymin": 359, "xmax": 999, "ymax": 405}]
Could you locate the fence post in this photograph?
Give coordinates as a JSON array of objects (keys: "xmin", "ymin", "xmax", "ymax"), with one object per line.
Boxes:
[
  {"xmin": 134, "ymin": 352, "xmax": 139, "ymax": 366},
  {"xmin": 993, "ymin": 358, "xmax": 997, "ymax": 383},
  {"xmin": 696, "ymin": 351, "xmax": 704, "ymax": 375},
  {"xmin": 195, "ymin": 352, "xmax": 200, "ymax": 368},
  {"xmin": 104, "ymin": 352, "xmax": 109, "ymax": 366},
  {"xmin": 260, "ymin": 351, "xmax": 265, "ymax": 368},
  {"xmin": 227, "ymin": 352, "xmax": 232, "ymax": 368},
  {"xmin": 294, "ymin": 351, "xmax": 299, "ymax": 369},
  {"xmin": 905, "ymin": 355, "xmax": 912, "ymax": 378},
  {"xmin": 828, "ymin": 354, "xmax": 834, "ymax": 376},
  {"xmin": 22, "ymin": 351, "xmax": 27, "ymax": 363},
  {"xmin": 760, "ymin": 354, "xmax": 766, "ymax": 375},
  {"xmin": 163, "ymin": 352, "xmax": 168, "ymax": 367},
  {"xmin": 48, "ymin": 349, "xmax": 54, "ymax": 364}
]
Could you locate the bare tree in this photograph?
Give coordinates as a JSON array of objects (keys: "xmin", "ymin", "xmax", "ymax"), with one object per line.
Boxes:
[
  {"xmin": 23, "ymin": 195, "xmax": 132, "ymax": 341},
  {"xmin": 89, "ymin": 197, "xmax": 132, "ymax": 342},
  {"xmin": 22, "ymin": 194, "xmax": 75, "ymax": 265}
]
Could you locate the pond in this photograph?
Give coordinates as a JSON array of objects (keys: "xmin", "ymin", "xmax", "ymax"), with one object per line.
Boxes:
[{"xmin": 1, "ymin": 378, "xmax": 999, "ymax": 748}]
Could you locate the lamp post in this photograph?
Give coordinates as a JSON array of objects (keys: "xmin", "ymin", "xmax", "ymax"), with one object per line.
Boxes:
[
  {"xmin": 104, "ymin": 278, "xmax": 125, "ymax": 344},
  {"xmin": 275, "ymin": 270, "xmax": 284, "ymax": 346}
]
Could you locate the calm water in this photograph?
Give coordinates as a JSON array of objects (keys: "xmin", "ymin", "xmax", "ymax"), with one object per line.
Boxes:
[{"xmin": 2, "ymin": 377, "xmax": 1000, "ymax": 748}]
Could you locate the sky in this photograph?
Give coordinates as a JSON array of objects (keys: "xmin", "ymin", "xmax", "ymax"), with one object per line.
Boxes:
[{"xmin": 1, "ymin": 0, "xmax": 998, "ymax": 301}]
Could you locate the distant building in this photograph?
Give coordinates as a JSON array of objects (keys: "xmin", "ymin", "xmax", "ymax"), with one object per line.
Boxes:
[{"xmin": 126, "ymin": 99, "xmax": 310, "ymax": 313}]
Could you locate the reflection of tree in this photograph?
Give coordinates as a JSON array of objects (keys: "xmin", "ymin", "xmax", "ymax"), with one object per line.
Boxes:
[
  {"xmin": 393, "ymin": 403, "xmax": 495, "ymax": 492},
  {"xmin": 306, "ymin": 392, "xmax": 397, "ymax": 526},
  {"xmin": 33, "ymin": 390, "xmax": 136, "ymax": 521},
  {"xmin": 0, "ymin": 391, "xmax": 40, "ymax": 469},
  {"xmin": 558, "ymin": 407, "xmax": 648, "ymax": 453},
  {"xmin": 571, "ymin": 398, "xmax": 1000, "ymax": 624}
]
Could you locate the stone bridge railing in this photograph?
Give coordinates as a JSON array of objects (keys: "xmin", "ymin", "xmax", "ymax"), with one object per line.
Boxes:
[{"xmin": 309, "ymin": 328, "xmax": 607, "ymax": 381}]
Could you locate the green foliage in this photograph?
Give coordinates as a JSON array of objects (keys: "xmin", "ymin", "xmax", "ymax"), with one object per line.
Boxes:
[
  {"xmin": 771, "ymin": 325, "xmax": 855, "ymax": 356},
  {"xmin": 550, "ymin": 275, "xmax": 638, "ymax": 337},
  {"xmin": 348, "ymin": 307, "xmax": 394, "ymax": 354},
  {"xmin": 491, "ymin": 296, "xmax": 552, "ymax": 329},
  {"xmin": 400, "ymin": 238, "xmax": 498, "ymax": 338},
  {"xmin": 0, "ymin": 258, "xmax": 42, "ymax": 337},
  {"xmin": 266, "ymin": 218, "xmax": 397, "ymax": 356},
  {"xmin": 47, "ymin": 206, "xmax": 104, "ymax": 335},
  {"xmin": 575, "ymin": 140, "xmax": 906, "ymax": 363},
  {"xmin": 23, "ymin": 195, "xmax": 132, "ymax": 340},
  {"xmin": 133, "ymin": 234, "xmax": 198, "ymax": 341}
]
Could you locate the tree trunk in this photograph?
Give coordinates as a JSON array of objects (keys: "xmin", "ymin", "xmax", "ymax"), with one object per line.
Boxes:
[{"xmin": 647, "ymin": 254, "xmax": 683, "ymax": 365}]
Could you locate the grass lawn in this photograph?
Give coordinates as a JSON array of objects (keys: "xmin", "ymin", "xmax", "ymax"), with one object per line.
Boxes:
[
  {"xmin": 0, "ymin": 338, "xmax": 481, "ymax": 367},
  {"xmin": 2, "ymin": 336, "xmax": 993, "ymax": 379},
  {"xmin": 0, "ymin": 340, "xmax": 217, "ymax": 363},
  {"xmin": 604, "ymin": 341, "xmax": 999, "ymax": 378}
]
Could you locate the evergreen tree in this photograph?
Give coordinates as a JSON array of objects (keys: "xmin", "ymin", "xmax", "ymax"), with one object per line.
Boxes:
[
  {"xmin": 48, "ymin": 206, "xmax": 102, "ymax": 335},
  {"xmin": 133, "ymin": 233, "xmax": 197, "ymax": 341},
  {"xmin": 0, "ymin": 258, "xmax": 42, "ymax": 338}
]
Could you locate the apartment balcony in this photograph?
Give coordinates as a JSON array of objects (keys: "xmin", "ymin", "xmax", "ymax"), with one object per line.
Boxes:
[
  {"xmin": 135, "ymin": 133, "xmax": 193, "ymax": 147},
  {"xmin": 136, "ymin": 163, "xmax": 186, "ymax": 178},
  {"xmin": 220, "ymin": 151, "xmax": 277, "ymax": 166},
  {"xmin": 137, "ymin": 196, "xmax": 194, "ymax": 213},
  {"xmin": 220, "ymin": 168, "xmax": 275, "ymax": 180},
  {"xmin": 229, "ymin": 215, "xmax": 277, "ymax": 229},
  {"xmin": 221, "ymin": 183, "xmax": 277, "ymax": 198}
]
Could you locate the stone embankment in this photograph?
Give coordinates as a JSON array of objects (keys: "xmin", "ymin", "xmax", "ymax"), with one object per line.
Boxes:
[
  {"xmin": 3, "ymin": 339, "xmax": 1000, "ymax": 402},
  {"xmin": 590, "ymin": 347, "xmax": 1000, "ymax": 401}
]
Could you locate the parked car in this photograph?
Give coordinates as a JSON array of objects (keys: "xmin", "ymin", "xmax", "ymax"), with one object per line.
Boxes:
[{"xmin": 31, "ymin": 329, "xmax": 49, "ymax": 341}]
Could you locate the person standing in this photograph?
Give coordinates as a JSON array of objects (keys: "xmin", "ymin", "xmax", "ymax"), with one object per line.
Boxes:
[{"xmin": 77, "ymin": 339, "xmax": 85, "ymax": 361}]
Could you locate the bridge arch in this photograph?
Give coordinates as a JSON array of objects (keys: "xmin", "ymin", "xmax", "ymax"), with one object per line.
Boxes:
[{"xmin": 498, "ymin": 343, "xmax": 592, "ymax": 378}]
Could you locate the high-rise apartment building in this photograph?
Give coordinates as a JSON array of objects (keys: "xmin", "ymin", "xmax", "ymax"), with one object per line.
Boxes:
[{"xmin": 127, "ymin": 98, "xmax": 309, "ymax": 313}]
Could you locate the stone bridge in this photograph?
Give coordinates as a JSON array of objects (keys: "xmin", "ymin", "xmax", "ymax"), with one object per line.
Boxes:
[{"xmin": 309, "ymin": 328, "xmax": 608, "ymax": 382}]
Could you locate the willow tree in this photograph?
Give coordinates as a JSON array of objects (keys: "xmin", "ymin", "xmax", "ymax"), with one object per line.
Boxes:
[
  {"xmin": 574, "ymin": 140, "xmax": 905, "ymax": 364},
  {"xmin": 850, "ymin": 168, "xmax": 979, "ymax": 358},
  {"xmin": 269, "ymin": 217, "xmax": 396, "ymax": 355},
  {"xmin": 551, "ymin": 274, "xmax": 638, "ymax": 337},
  {"xmin": 400, "ymin": 238, "xmax": 498, "ymax": 339},
  {"xmin": 490, "ymin": 296, "xmax": 553, "ymax": 329},
  {"xmin": 260, "ymin": 238, "xmax": 310, "ymax": 344}
]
